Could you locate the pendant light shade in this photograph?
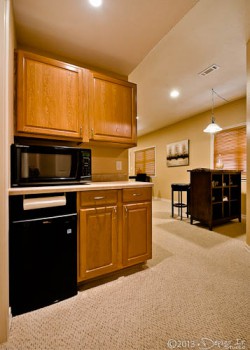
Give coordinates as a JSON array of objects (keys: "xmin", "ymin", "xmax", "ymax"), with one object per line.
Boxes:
[
  {"xmin": 203, "ymin": 89, "xmax": 222, "ymax": 133},
  {"xmin": 203, "ymin": 118, "xmax": 222, "ymax": 133}
]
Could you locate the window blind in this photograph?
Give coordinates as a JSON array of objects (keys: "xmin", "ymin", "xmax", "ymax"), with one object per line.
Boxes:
[
  {"xmin": 135, "ymin": 147, "xmax": 155, "ymax": 176},
  {"xmin": 214, "ymin": 126, "xmax": 246, "ymax": 176}
]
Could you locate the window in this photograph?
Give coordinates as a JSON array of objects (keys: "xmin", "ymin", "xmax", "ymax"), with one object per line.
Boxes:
[
  {"xmin": 135, "ymin": 147, "xmax": 155, "ymax": 176},
  {"xmin": 214, "ymin": 125, "xmax": 246, "ymax": 177}
]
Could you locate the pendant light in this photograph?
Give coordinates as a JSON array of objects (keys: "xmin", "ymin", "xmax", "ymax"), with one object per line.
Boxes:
[{"xmin": 203, "ymin": 88, "xmax": 222, "ymax": 133}]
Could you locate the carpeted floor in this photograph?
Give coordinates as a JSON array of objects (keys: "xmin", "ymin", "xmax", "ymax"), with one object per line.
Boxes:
[{"xmin": 1, "ymin": 199, "xmax": 249, "ymax": 350}]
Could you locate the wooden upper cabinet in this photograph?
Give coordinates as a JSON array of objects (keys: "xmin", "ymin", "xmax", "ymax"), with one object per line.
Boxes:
[
  {"xmin": 88, "ymin": 71, "xmax": 137, "ymax": 146},
  {"xmin": 15, "ymin": 50, "xmax": 87, "ymax": 141}
]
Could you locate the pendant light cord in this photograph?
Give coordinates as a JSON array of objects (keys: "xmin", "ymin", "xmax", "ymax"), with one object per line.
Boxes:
[
  {"xmin": 212, "ymin": 88, "xmax": 230, "ymax": 103},
  {"xmin": 211, "ymin": 88, "xmax": 229, "ymax": 123}
]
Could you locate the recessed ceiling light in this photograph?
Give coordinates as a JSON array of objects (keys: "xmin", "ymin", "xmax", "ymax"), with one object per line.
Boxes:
[
  {"xmin": 170, "ymin": 89, "xmax": 180, "ymax": 98},
  {"xmin": 89, "ymin": 0, "xmax": 102, "ymax": 7}
]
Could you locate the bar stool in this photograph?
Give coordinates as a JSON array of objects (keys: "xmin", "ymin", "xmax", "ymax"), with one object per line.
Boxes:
[{"xmin": 171, "ymin": 183, "xmax": 190, "ymax": 220}]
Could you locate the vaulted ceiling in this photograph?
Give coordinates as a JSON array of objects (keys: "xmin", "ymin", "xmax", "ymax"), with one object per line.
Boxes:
[{"xmin": 13, "ymin": 0, "xmax": 250, "ymax": 136}]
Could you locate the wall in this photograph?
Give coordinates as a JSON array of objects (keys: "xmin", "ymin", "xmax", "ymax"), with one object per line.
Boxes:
[
  {"xmin": 130, "ymin": 98, "xmax": 246, "ymax": 214},
  {"xmin": 0, "ymin": 0, "xmax": 15, "ymax": 343},
  {"xmin": 247, "ymin": 41, "xmax": 250, "ymax": 246},
  {"xmin": 90, "ymin": 145, "xmax": 128, "ymax": 182}
]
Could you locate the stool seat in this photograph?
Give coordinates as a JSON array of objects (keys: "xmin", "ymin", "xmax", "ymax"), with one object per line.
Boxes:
[
  {"xmin": 171, "ymin": 183, "xmax": 190, "ymax": 191},
  {"xmin": 171, "ymin": 183, "xmax": 190, "ymax": 220}
]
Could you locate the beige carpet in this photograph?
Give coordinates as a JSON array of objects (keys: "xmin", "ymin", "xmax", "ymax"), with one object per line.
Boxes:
[{"xmin": 1, "ymin": 199, "xmax": 249, "ymax": 350}]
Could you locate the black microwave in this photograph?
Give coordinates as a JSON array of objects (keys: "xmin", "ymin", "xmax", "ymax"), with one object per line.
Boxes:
[{"xmin": 11, "ymin": 144, "xmax": 91, "ymax": 187}]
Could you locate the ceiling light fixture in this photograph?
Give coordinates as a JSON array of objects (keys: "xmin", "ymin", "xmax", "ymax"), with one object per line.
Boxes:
[
  {"xmin": 89, "ymin": 0, "xmax": 102, "ymax": 7},
  {"xmin": 203, "ymin": 88, "xmax": 224, "ymax": 133},
  {"xmin": 170, "ymin": 89, "xmax": 180, "ymax": 98}
]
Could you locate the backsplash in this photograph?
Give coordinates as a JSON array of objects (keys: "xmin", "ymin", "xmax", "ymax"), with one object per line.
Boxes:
[
  {"xmin": 90, "ymin": 145, "xmax": 129, "ymax": 182},
  {"xmin": 92, "ymin": 173, "xmax": 128, "ymax": 182}
]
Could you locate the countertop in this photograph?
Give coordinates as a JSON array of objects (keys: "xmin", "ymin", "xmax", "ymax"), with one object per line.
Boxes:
[{"xmin": 9, "ymin": 181, "xmax": 153, "ymax": 196}]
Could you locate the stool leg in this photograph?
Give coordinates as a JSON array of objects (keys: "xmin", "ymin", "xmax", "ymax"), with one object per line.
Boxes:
[
  {"xmin": 187, "ymin": 189, "xmax": 190, "ymax": 218},
  {"xmin": 178, "ymin": 191, "xmax": 181, "ymax": 217},
  {"xmin": 172, "ymin": 188, "xmax": 174, "ymax": 218},
  {"xmin": 181, "ymin": 190, "xmax": 183, "ymax": 220}
]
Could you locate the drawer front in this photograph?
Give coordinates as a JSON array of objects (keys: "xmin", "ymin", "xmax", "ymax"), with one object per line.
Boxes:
[
  {"xmin": 123, "ymin": 187, "xmax": 152, "ymax": 203},
  {"xmin": 79, "ymin": 190, "xmax": 118, "ymax": 207}
]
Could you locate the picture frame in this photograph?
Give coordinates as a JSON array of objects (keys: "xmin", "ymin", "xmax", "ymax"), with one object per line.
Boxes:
[{"xmin": 166, "ymin": 139, "xmax": 189, "ymax": 167}]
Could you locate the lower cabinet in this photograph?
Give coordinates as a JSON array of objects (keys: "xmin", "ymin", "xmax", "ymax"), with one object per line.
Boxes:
[
  {"xmin": 122, "ymin": 189, "xmax": 152, "ymax": 267},
  {"xmin": 77, "ymin": 190, "xmax": 119, "ymax": 281},
  {"xmin": 77, "ymin": 186, "xmax": 152, "ymax": 283},
  {"xmin": 78, "ymin": 206, "xmax": 118, "ymax": 281}
]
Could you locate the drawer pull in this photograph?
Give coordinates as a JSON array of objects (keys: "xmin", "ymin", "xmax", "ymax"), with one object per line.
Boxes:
[
  {"xmin": 94, "ymin": 196, "xmax": 105, "ymax": 200},
  {"xmin": 133, "ymin": 193, "xmax": 142, "ymax": 196}
]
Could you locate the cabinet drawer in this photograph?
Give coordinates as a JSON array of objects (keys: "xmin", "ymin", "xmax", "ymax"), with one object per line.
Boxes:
[
  {"xmin": 79, "ymin": 190, "xmax": 118, "ymax": 207},
  {"xmin": 123, "ymin": 187, "xmax": 152, "ymax": 203}
]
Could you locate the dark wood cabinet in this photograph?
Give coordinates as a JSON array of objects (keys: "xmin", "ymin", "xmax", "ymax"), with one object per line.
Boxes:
[{"xmin": 188, "ymin": 169, "xmax": 241, "ymax": 230}]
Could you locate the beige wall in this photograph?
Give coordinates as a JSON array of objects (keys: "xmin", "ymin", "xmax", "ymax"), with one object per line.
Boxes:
[
  {"xmin": 90, "ymin": 145, "xmax": 128, "ymax": 182},
  {"xmin": 130, "ymin": 98, "xmax": 246, "ymax": 214},
  {"xmin": 0, "ymin": 0, "xmax": 15, "ymax": 343},
  {"xmin": 246, "ymin": 41, "xmax": 250, "ymax": 246}
]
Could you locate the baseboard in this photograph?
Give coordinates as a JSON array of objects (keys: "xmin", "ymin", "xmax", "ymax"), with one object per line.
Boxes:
[
  {"xmin": 152, "ymin": 196, "xmax": 171, "ymax": 203},
  {"xmin": 9, "ymin": 307, "xmax": 12, "ymax": 330},
  {"xmin": 245, "ymin": 244, "xmax": 250, "ymax": 253}
]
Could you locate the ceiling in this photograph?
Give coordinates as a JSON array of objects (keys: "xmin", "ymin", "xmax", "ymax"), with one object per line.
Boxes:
[{"xmin": 12, "ymin": 0, "xmax": 250, "ymax": 136}]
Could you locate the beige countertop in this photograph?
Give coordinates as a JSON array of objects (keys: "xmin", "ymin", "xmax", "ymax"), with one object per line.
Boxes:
[{"xmin": 9, "ymin": 181, "xmax": 153, "ymax": 196}]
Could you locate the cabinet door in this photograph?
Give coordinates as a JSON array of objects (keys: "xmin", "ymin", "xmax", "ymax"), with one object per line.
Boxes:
[
  {"xmin": 16, "ymin": 51, "xmax": 86, "ymax": 141},
  {"xmin": 78, "ymin": 206, "xmax": 118, "ymax": 281},
  {"xmin": 88, "ymin": 72, "xmax": 137, "ymax": 145},
  {"xmin": 123, "ymin": 202, "xmax": 152, "ymax": 266}
]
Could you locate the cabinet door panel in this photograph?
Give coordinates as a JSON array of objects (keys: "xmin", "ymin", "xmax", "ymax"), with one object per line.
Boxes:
[
  {"xmin": 89, "ymin": 72, "xmax": 137, "ymax": 145},
  {"xmin": 78, "ymin": 206, "xmax": 118, "ymax": 281},
  {"xmin": 16, "ymin": 51, "xmax": 85, "ymax": 140},
  {"xmin": 123, "ymin": 202, "xmax": 152, "ymax": 266}
]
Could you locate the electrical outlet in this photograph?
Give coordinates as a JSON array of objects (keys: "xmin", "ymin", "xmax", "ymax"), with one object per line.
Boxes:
[{"xmin": 116, "ymin": 161, "xmax": 122, "ymax": 171}]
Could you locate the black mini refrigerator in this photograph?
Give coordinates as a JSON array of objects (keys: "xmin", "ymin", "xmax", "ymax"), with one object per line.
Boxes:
[{"xmin": 9, "ymin": 192, "xmax": 77, "ymax": 316}]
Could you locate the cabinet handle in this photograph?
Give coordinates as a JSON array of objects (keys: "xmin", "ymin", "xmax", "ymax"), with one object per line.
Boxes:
[
  {"xmin": 133, "ymin": 193, "xmax": 142, "ymax": 196},
  {"xmin": 80, "ymin": 126, "xmax": 83, "ymax": 136},
  {"xmin": 91, "ymin": 128, "xmax": 94, "ymax": 138},
  {"xmin": 94, "ymin": 196, "xmax": 105, "ymax": 200}
]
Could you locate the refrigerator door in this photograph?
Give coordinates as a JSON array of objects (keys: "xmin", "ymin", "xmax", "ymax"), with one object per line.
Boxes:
[{"xmin": 9, "ymin": 214, "xmax": 77, "ymax": 316}]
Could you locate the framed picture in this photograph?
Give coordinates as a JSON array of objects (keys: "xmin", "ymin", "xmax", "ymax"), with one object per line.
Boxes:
[{"xmin": 166, "ymin": 139, "xmax": 189, "ymax": 167}]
